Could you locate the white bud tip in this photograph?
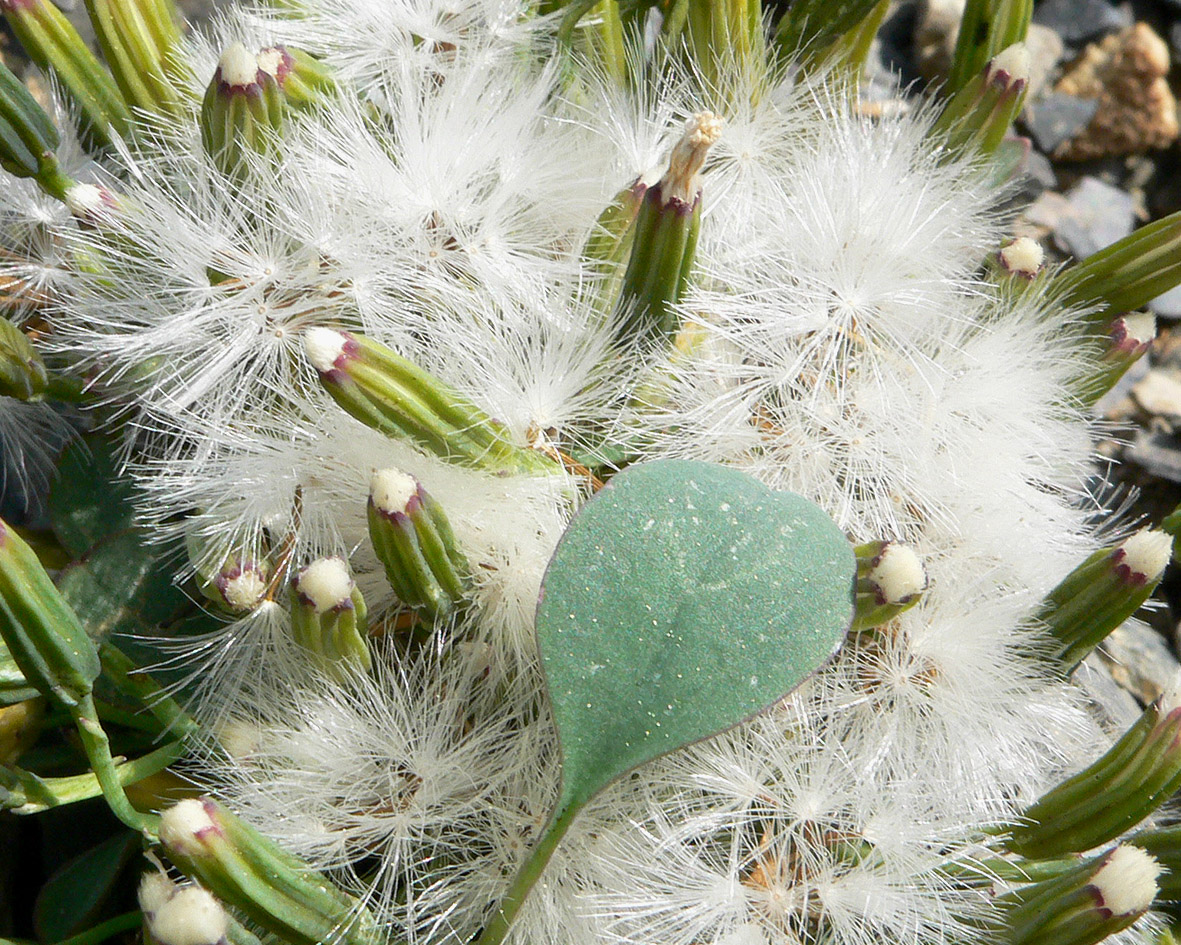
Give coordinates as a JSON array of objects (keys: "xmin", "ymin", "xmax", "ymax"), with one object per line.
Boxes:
[
  {"xmin": 371, "ymin": 467, "xmax": 419, "ymax": 514},
  {"xmin": 218, "ymin": 42, "xmax": 259, "ymax": 89},
  {"xmin": 65, "ymin": 183, "xmax": 105, "ymax": 219},
  {"xmin": 296, "ymin": 557, "xmax": 354, "ymax": 613},
  {"xmin": 1117, "ymin": 312, "xmax": 1157, "ymax": 346},
  {"xmin": 999, "ymin": 237, "xmax": 1044, "ymax": 277},
  {"xmin": 138, "ymin": 871, "xmax": 177, "ymax": 916},
  {"xmin": 150, "ymin": 887, "xmax": 229, "ymax": 945},
  {"xmin": 869, "ymin": 544, "xmax": 926, "ymax": 604},
  {"xmin": 222, "ymin": 570, "xmax": 267, "ymax": 611},
  {"xmin": 1092, "ymin": 845, "xmax": 1161, "ymax": 916},
  {"xmin": 988, "ymin": 42, "xmax": 1030, "ymax": 85},
  {"xmin": 256, "ymin": 47, "xmax": 284, "ymax": 78},
  {"xmin": 159, "ymin": 799, "xmax": 217, "ymax": 857},
  {"xmin": 1118, "ymin": 529, "xmax": 1172, "ymax": 583},
  {"xmin": 304, "ymin": 327, "xmax": 347, "ymax": 373}
]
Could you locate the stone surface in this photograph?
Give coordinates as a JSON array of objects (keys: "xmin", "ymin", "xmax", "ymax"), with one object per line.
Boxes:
[
  {"xmin": 1097, "ymin": 620, "xmax": 1181, "ymax": 705},
  {"xmin": 1033, "ymin": 0, "xmax": 1133, "ymax": 45},
  {"xmin": 1126, "ymin": 428, "xmax": 1181, "ymax": 482},
  {"xmin": 1132, "ymin": 368, "xmax": 1181, "ymax": 418},
  {"xmin": 1023, "ymin": 93, "xmax": 1101, "ymax": 153},
  {"xmin": 1052, "ymin": 22, "xmax": 1179, "ymax": 161},
  {"xmin": 1026, "ymin": 176, "xmax": 1136, "ymax": 258},
  {"xmin": 1151, "ymin": 283, "xmax": 1181, "ymax": 319}
]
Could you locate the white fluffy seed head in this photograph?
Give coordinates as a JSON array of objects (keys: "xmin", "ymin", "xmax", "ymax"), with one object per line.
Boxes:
[
  {"xmin": 159, "ymin": 799, "xmax": 218, "ymax": 857},
  {"xmin": 371, "ymin": 467, "xmax": 419, "ymax": 513},
  {"xmin": 1118, "ymin": 529, "xmax": 1172, "ymax": 583},
  {"xmin": 218, "ymin": 42, "xmax": 259, "ymax": 88},
  {"xmin": 149, "ymin": 887, "xmax": 229, "ymax": 945},
  {"xmin": 999, "ymin": 237, "xmax": 1043, "ymax": 277},
  {"xmin": 295, "ymin": 557, "xmax": 354, "ymax": 613},
  {"xmin": 1092, "ymin": 845, "xmax": 1161, "ymax": 916},
  {"xmin": 868, "ymin": 544, "xmax": 927, "ymax": 604},
  {"xmin": 303, "ymin": 327, "xmax": 347, "ymax": 374}
]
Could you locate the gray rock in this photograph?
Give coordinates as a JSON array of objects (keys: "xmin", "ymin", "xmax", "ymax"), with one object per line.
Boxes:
[
  {"xmin": 1032, "ymin": 0, "xmax": 1132, "ymax": 46},
  {"xmin": 1096, "ymin": 620, "xmax": 1181, "ymax": 706},
  {"xmin": 1023, "ymin": 93, "xmax": 1101, "ymax": 154},
  {"xmin": 1026, "ymin": 176, "xmax": 1136, "ymax": 259},
  {"xmin": 1151, "ymin": 283, "xmax": 1181, "ymax": 319},
  {"xmin": 1126, "ymin": 428, "xmax": 1181, "ymax": 482}
]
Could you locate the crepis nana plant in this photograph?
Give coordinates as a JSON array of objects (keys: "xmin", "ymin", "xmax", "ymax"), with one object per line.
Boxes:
[{"xmin": 4, "ymin": 0, "xmax": 1181, "ymax": 944}]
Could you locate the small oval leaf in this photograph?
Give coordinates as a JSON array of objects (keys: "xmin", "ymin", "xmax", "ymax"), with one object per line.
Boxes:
[{"xmin": 538, "ymin": 459, "xmax": 855, "ymax": 813}]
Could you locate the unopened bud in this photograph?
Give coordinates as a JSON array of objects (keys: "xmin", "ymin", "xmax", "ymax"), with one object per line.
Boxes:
[
  {"xmin": 1007, "ymin": 677, "xmax": 1181, "ymax": 858},
  {"xmin": 86, "ymin": 0, "xmax": 186, "ymax": 119},
  {"xmin": 1075, "ymin": 312, "xmax": 1157, "ymax": 407},
  {"xmin": 0, "ymin": 56, "xmax": 71, "ymax": 198},
  {"xmin": 852, "ymin": 541, "xmax": 926, "ymax": 632},
  {"xmin": 304, "ymin": 327, "xmax": 553, "ymax": 474},
  {"xmin": 931, "ymin": 42, "xmax": 1029, "ymax": 160},
  {"xmin": 997, "ymin": 845, "xmax": 1159, "ymax": 945},
  {"xmin": 368, "ymin": 468, "xmax": 471, "ymax": 621},
  {"xmin": 201, "ymin": 42, "xmax": 285, "ymax": 183},
  {"xmin": 256, "ymin": 45, "xmax": 335, "ymax": 108},
  {"xmin": 1, "ymin": 0, "xmax": 129, "ymax": 148},
  {"xmin": 0, "ymin": 518, "xmax": 99, "ymax": 708},
  {"xmin": 158, "ymin": 798, "xmax": 376, "ymax": 945},
  {"xmin": 140, "ymin": 873, "xmax": 228, "ymax": 945},
  {"xmin": 65, "ymin": 182, "xmax": 120, "ymax": 225},
  {"xmin": 0, "ymin": 318, "xmax": 46, "ymax": 400},
  {"xmin": 616, "ymin": 113, "xmax": 721, "ymax": 345},
  {"xmin": 290, "ymin": 557, "xmax": 371, "ymax": 676},
  {"xmin": 998, "ymin": 237, "xmax": 1044, "ymax": 280},
  {"xmin": 1032, "ymin": 528, "xmax": 1170, "ymax": 674}
]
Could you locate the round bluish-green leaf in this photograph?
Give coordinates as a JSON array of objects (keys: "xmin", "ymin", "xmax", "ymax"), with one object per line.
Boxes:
[{"xmin": 538, "ymin": 458, "xmax": 855, "ymax": 813}]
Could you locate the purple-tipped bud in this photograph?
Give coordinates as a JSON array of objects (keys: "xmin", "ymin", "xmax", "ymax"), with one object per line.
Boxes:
[{"xmin": 998, "ymin": 237, "xmax": 1044, "ymax": 279}]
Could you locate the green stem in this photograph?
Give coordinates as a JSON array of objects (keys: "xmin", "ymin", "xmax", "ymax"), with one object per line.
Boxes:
[
  {"xmin": 474, "ymin": 803, "xmax": 582, "ymax": 945},
  {"xmin": 69, "ymin": 692, "xmax": 157, "ymax": 835},
  {"xmin": 55, "ymin": 911, "xmax": 142, "ymax": 945}
]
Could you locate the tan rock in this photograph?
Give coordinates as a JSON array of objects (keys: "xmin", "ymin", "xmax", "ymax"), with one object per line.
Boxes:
[{"xmin": 1052, "ymin": 22, "xmax": 1178, "ymax": 161}]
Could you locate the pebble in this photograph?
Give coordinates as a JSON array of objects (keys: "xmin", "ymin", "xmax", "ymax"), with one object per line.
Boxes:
[
  {"xmin": 1126, "ymin": 428, "xmax": 1181, "ymax": 482},
  {"xmin": 1032, "ymin": 0, "xmax": 1132, "ymax": 45},
  {"xmin": 1026, "ymin": 176, "xmax": 1135, "ymax": 258},
  {"xmin": 1151, "ymin": 283, "xmax": 1181, "ymax": 320},
  {"xmin": 1131, "ymin": 368, "xmax": 1181, "ymax": 419},
  {"xmin": 1022, "ymin": 93, "xmax": 1100, "ymax": 154},
  {"xmin": 1096, "ymin": 620, "xmax": 1181, "ymax": 706},
  {"xmin": 1052, "ymin": 22, "xmax": 1179, "ymax": 161},
  {"xmin": 915, "ymin": 0, "xmax": 963, "ymax": 81}
]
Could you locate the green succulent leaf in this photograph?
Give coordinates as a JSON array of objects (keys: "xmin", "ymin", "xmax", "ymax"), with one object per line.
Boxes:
[
  {"xmin": 48, "ymin": 437, "xmax": 136, "ymax": 558},
  {"xmin": 538, "ymin": 458, "xmax": 855, "ymax": 814},
  {"xmin": 33, "ymin": 830, "xmax": 139, "ymax": 942}
]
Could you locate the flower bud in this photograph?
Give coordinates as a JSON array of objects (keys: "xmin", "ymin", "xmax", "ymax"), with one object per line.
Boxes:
[
  {"xmin": 84, "ymin": 0, "xmax": 186, "ymax": 118},
  {"xmin": 931, "ymin": 42, "xmax": 1029, "ymax": 161},
  {"xmin": 617, "ymin": 112, "xmax": 722, "ymax": 345},
  {"xmin": 304, "ymin": 327, "xmax": 554, "ymax": 474},
  {"xmin": 368, "ymin": 468, "xmax": 471, "ymax": 621},
  {"xmin": 0, "ymin": 57, "xmax": 72, "ymax": 198},
  {"xmin": 0, "ymin": 317, "xmax": 46, "ymax": 401},
  {"xmin": 998, "ymin": 237, "xmax": 1044, "ymax": 280},
  {"xmin": 140, "ymin": 873, "xmax": 229, "ymax": 945},
  {"xmin": 256, "ymin": 45, "xmax": 336, "ymax": 109},
  {"xmin": 851, "ymin": 541, "xmax": 926, "ymax": 632},
  {"xmin": 1007, "ymin": 678, "xmax": 1181, "ymax": 858},
  {"xmin": 1075, "ymin": 311, "xmax": 1155, "ymax": 407},
  {"xmin": 1033, "ymin": 528, "xmax": 1171, "ymax": 674},
  {"xmin": 1, "ymin": 0, "xmax": 129, "ymax": 149},
  {"xmin": 158, "ymin": 798, "xmax": 377, "ymax": 945},
  {"xmin": 998, "ymin": 845, "xmax": 1159, "ymax": 945},
  {"xmin": 290, "ymin": 557, "xmax": 371, "ymax": 676},
  {"xmin": 201, "ymin": 42, "xmax": 286, "ymax": 183},
  {"xmin": 0, "ymin": 517, "xmax": 99, "ymax": 708}
]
